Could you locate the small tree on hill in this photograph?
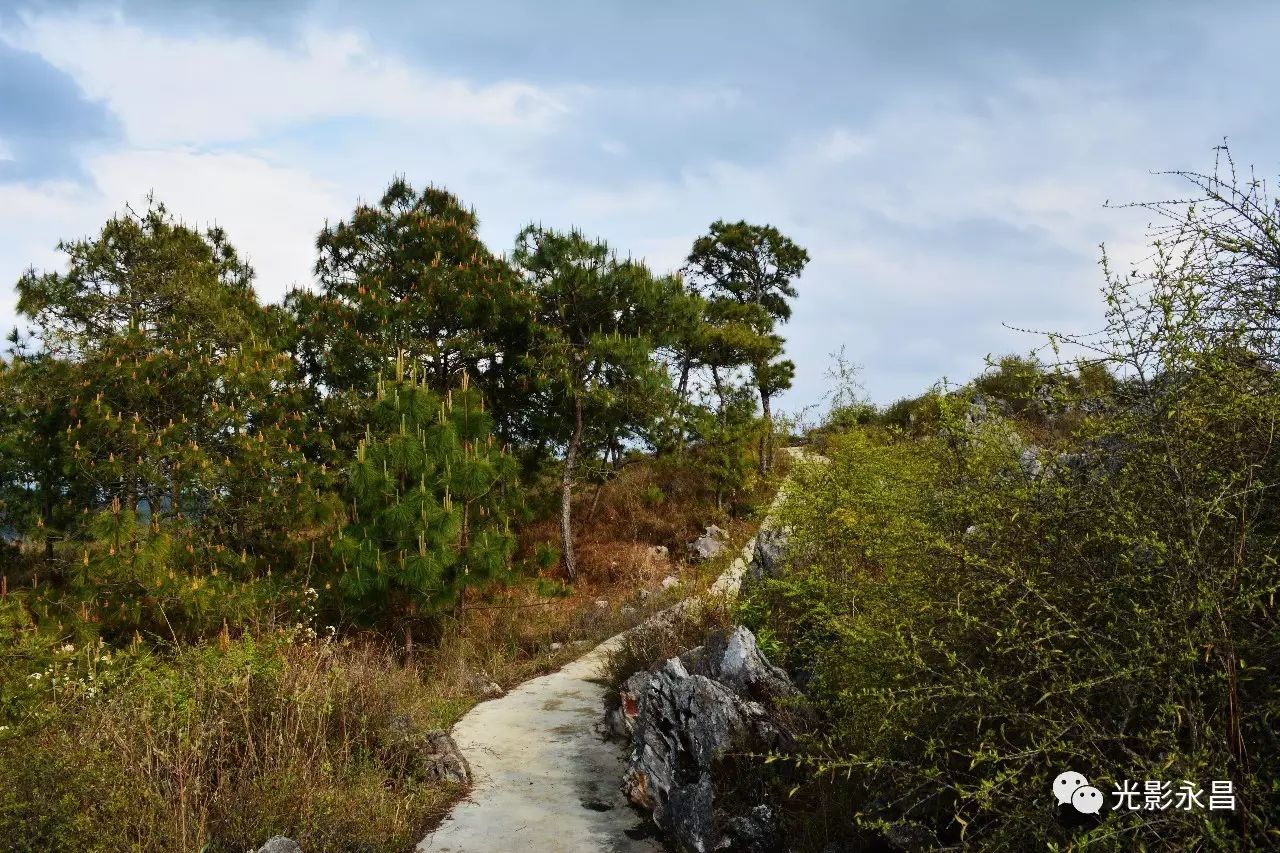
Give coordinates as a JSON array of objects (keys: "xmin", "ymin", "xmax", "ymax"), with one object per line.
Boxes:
[
  {"xmin": 331, "ymin": 356, "xmax": 518, "ymax": 632},
  {"xmin": 512, "ymin": 226, "xmax": 689, "ymax": 580},
  {"xmin": 685, "ymin": 220, "xmax": 807, "ymax": 475}
]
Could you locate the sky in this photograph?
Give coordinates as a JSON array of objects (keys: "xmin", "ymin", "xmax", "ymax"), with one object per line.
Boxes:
[{"xmin": 2, "ymin": 0, "xmax": 1279, "ymax": 410}]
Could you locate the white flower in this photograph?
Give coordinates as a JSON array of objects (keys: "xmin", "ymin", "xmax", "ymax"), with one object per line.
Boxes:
[
  {"xmin": 61, "ymin": 644, "xmax": 75, "ymax": 653},
  {"xmin": 28, "ymin": 672, "xmax": 41, "ymax": 680}
]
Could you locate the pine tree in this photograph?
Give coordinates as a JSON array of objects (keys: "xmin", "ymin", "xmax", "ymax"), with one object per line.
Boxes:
[
  {"xmin": 684, "ymin": 220, "xmax": 808, "ymax": 474},
  {"xmin": 9, "ymin": 201, "xmax": 342, "ymax": 635},
  {"xmin": 512, "ymin": 226, "xmax": 691, "ymax": 579},
  {"xmin": 331, "ymin": 354, "xmax": 518, "ymax": 627},
  {"xmin": 287, "ymin": 178, "xmax": 535, "ymax": 450}
]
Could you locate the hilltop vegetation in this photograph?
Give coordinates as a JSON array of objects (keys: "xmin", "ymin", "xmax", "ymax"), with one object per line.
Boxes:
[
  {"xmin": 735, "ymin": 155, "xmax": 1280, "ymax": 850},
  {"xmin": 0, "ymin": 182, "xmax": 804, "ymax": 851}
]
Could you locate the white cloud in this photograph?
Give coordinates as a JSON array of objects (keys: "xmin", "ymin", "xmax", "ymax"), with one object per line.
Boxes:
[
  {"xmin": 5, "ymin": 12, "xmax": 575, "ymax": 147},
  {"xmin": 0, "ymin": 149, "xmax": 343, "ymax": 336},
  {"xmin": 88, "ymin": 148, "xmax": 344, "ymax": 300}
]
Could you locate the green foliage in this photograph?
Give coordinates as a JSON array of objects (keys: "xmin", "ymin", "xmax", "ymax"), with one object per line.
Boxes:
[
  {"xmin": 4, "ymin": 202, "xmax": 342, "ymax": 637},
  {"xmin": 512, "ymin": 224, "xmax": 692, "ymax": 576},
  {"xmin": 0, "ymin": 178, "xmax": 793, "ymax": 849},
  {"xmin": 331, "ymin": 361, "xmax": 519, "ymax": 623},
  {"xmin": 684, "ymin": 219, "xmax": 808, "ymax": 474},
  {"xmin": 287, "ymin": 178, "xmax": 534, "ymax": 447},
  {"xmin": 743, "ymin": 158, "xmax": 1280, "ymax": 849}
]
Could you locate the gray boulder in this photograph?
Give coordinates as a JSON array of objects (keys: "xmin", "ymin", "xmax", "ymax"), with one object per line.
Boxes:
[
  {"xmin": 257, "ymin": 838, "xmax": 302, "ymax": 853},
  {"xmin": 687, "ymin": 534, "xmax": 726, "ymax": 562},
  {"xmin": 1018, "ymin": 447, "xmax": 1043, "ymax": 479},
  {"xmin": 749, "ymin": 527, "xmax": 788, "ymax": 582},
  {"xmin": 387, "ymin": 714, "xmax": 472, "ymax": 786},
  {"xmin": 687, "ymin": 524, "xmax": 730, "ymax": 561},
  {"xmin": 723, "ymin": 804, "xmax": 781, "ymax": 852},
  {"xmin": 702, "ymin": 627, "xmax": 799, "ymax": 704},
  {"xmin": 419, "ymin": 729, "xmax": 471, "ymax": 785},
  {"xmin": 619, "ymin": 627, "xmax": 797, "ymax": 852}
]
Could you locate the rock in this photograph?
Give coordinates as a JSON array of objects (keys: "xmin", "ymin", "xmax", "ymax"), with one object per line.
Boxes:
[
  {"xmin": 749, "ymin": 527, "xmax": 788, "ymax": 582},
  {"xmin": 550, "ymin": 642, "xmax": 563, "ymax": 652},
  {"xmin": 1018, "ymin": 447, "xmax": 1043, "ymax": 479},
  {"xmin": 419, "ymin": 729, "xmax": 472, "ymax": 785},
  {"xmin": 468, "ymin": 673, "xmax": 504, "ymax": 699},
  {"xmin": 385, "ymin": 713, "xmax": 472, "ymax": 785},
  {"xmin": 651, "ymin": 545, "xmax": 669, "ymax": 558},
  {"xmin": 704, "ymin": 524, "xmax": 728, "ymax": 541},
  {"xmin": 618, "ymin": 628, "xmax": 799, "ymax": 852},
  {"xmin": 664, "ymin": 776, "xmax": 717, "ymax": 852},
  {"xmin": 702, "ymin": 627, "xmax": 799, "ymax": 704},
  {"xmin": 661, "ymin": 575, "xmax": 681, "ymax": 590},
  {"xmin": 602, "ymin": 705, "xmax": 629, "ymax": 740},
  {"xmin": 687, "ymin": 534, "xmax": 725, "ymax": 562},
  {"xmin": 257, "ymin": 838, "xmax": 302, "ymax": 853},
  {"xmin": 882, "ymin": 821, "xmax": 941, "ymax": 852}
]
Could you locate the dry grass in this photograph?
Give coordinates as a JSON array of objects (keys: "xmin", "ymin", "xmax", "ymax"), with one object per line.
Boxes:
[{"xmin": 1, "ymin": 456, "xmax": 777, "ymax": 853}]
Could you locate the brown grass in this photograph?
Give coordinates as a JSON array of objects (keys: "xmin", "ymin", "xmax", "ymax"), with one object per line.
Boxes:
[{"xmin": 0, "ymin": 456, "xmax": 778, "ymax": 853}]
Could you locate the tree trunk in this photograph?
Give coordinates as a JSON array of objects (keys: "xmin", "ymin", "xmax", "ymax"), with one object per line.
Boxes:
[
  {"xmin": 677, "ymin": 357, "xmax": 691, "ymax": 400},
  {"xmin": 560, "ymin": 394, "xmax": 584, "ymax": 581},
  {"xmin": 759, "ymin": 391, "xmax": 773, "ymax": 477}
]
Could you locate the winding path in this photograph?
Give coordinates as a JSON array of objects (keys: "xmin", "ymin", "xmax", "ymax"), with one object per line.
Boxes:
[{"xmin": 417, "ymin": 449, "xmax": 808, "ymax": 853}]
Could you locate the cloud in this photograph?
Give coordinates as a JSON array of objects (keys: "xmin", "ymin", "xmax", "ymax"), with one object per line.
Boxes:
[
  {"xmin": 88, "ymin": 148, "xmax": 344, "ymax": 300},
  {"xmin": 0, "ymin": 149, "xmax": 343, "ymax": 337},
  {"xmin": 3, "ymin": 11, "xmax": 575, "ymax": 147},
  {"xmin": 0, "ymin": 42, "xmax": 119, "ymax": 179},
  {"xmin": 4, "ymin": 0, "xmax": 1280, "ymax": 412}
]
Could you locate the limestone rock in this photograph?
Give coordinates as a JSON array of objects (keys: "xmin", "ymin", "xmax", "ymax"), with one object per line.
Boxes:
[
  {"xmin": 419, "ymin": 729, "xmax": 471, "ymax": 785},
  {"xmin": 687, "ymin": 534, "xmax": 725, "ymax": 562},
  {"xmin": 618, "ymin": 627, "xmax": 796, "ymax": 852},
  {"xmin": 257, "ymin": 837, "xmax": 302, "ymax": 853},
  {"xmin": 702, "ymin": 627, "xmax": 799, "ymax": 704},
  {"xmin": 661, "ymin": 575, "xmax": 681, "ymax": 590},
  {"xmin": 468, "ymin": 673, "xmax": 504, "ymax": 700},
  {"xmin": 749, "ymin": 527, "xmax": 788, "ymax": 582},
  {"xmin": 1018, "ymin": 447, "xmax": 1043, "ymax": 479},
  {"xmin": 722, "ymin": 804, "xmax": 781, "ymax": 852}
]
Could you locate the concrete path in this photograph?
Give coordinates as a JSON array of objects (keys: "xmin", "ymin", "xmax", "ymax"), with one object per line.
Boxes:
[
  {"xmin": 418, "ymin": 448, "xmax": 811, "ymax": 853},
  {"xmin": 416, "ymin": 631, "xmax": 663, "ymax": 853}
]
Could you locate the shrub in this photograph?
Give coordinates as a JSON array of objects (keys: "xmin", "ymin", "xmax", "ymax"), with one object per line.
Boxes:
[{"xmin": 742, "ymin": 158, "xmax": 1280, "ymax": 849}]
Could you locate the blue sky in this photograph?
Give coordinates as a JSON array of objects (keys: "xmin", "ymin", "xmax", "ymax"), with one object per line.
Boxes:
[{"xmin": 2, "ymin": 0, "xmax": 1279, "ymax": 410}]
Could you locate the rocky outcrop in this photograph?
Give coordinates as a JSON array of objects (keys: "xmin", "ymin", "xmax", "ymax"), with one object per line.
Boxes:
[
  {"xmin": 617, "ymin": 627, "xmax": 799, "ymax": 852},
  {"xmin": 256, "ymin": 838, "xmax": 302, "ymax": 853},
  {"xmin": 418, "ymin": 729, "xmax": 472, "ymax": 785},
  {"xmin": 747, "ymin": 527, "xmax": 788, "ymax": 584},
  {"xmin": 687, "ymin": 525, "xmax": 729, "ymax": 562}
]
